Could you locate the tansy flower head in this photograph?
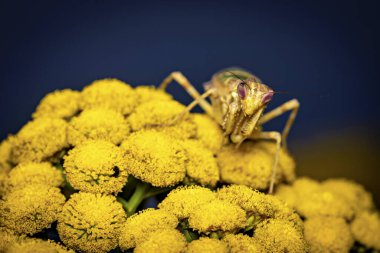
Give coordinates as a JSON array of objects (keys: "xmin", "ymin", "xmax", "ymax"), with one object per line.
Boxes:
[
  {"xmin": 134, "ymin": 85, "xmax": 173, "ymax": 104},
  {"xmin": 67, "ymin": 108, "xmax": 130, "ymax": 146},
  {"xmin": 222, "ymin": 234, "xmax": 263, "ymax": 253},
  {"xmin": 254, "ymin": 219, "xmax": 308, "ymax": 253},
  {"xmin": 0, "ymin": 136, "xmax": 14, "ymax": 172},
  {"xmin": 63, "ymin": 140, "xmax": 128, "ymax": 194},
  {"xmin": 181, "ymin": 139, "xmax": 219, "ymax": 187},
  {"xmin": 350, "ymin": 211, "xmax": 380, "ymax": 250},
  {"xmin": 121, "ymin": 130, "xmax": 186, "ymax": 187},
  {"xmin": 126, "ymin": 100, "xmax": 197, "ymax": 139},
  {"xmin": 304, "ymin": 216, "xmax": 353, "ymax": 253},
  {"xmin": 0, "ymin": 184, "xmax": 65, "ymax": 234},
  {"xmin": 33, "ymin": 89, "xmax": 80, "ymax": 120},
  {"xmin": 158, "ymin": 186, "xmax": 216, "ymax": 219},
  {"xmin": 119, "ymin": 208, "xmax": 179, "ymax": 250},
  {"xmin": 321, "ymin": 178, "xmax": 374, "ymax": 213},
  {"xmin": 217, "ymin": 140, "xmax": 295, "ymax": 190},
  {"xmin": 187, "ymin": 237, "xmax": 229, "ymax": 253},
  {"xmin": 134, "ymin": 228, "xmax": 187, "ymax": 253},
  {"xmin": 6, "ymin": 238, "xmax": 75, "ymax": 253},
  {"xmin": 79, "ymin": 78, "xmax": 136, "ymax": 115},
  {"xmin": 57, "ymin": 192, "xmax": 125, "ymax": 253},
  {"xmin": 188, "ymin": 199, "xmax": 247, "ymax": 233},
  {"xmin": 10, "ymin": 117, "xmax": 68, "ymax": 164},
  {"xmin": 192, "ymin": 113, "xmax": 224, "ymax": 154},
  {"xmin": 4, "ymin": 162, "xmax": 64, "ymax": 193}
]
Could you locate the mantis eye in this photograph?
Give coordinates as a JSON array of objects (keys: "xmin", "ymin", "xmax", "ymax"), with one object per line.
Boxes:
[
  {"xmin": 262, "ymin": 90, "xmax": 274, "ymax": 104},
  {"xmin": 237, "ymin": 82, "xmax": 248, "ymax": 99}
]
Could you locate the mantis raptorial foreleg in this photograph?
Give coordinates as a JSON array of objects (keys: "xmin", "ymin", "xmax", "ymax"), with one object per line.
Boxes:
[
  {"xmin": 250, "ymin": 131, "xmax": 282, "ymax": 195},
  {"xmin": 159, "ymin": 71, "xmax": 214, "ymax": 117},
  {"xmin": 258, "ymin": 99, "xmax": 299, "ymax": 151}
]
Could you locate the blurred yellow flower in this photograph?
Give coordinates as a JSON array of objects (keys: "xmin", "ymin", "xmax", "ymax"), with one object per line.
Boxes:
[
  {"xmin": 134, "ymin": 228, "xmax": 187, "ymax": 253},
  {"xmin": 186, "ymin": 237, "xmax": 229, "ymax": 253},
  {"xmin": 350, "ymin": 211, "xmax": 380, "ymax": 250}
]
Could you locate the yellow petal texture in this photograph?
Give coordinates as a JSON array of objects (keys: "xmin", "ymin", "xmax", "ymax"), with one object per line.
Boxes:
[
  {"xmin": 134, "ymin": 228, "xmax": 187, "ymax": 253},
  {"xmin": 33, "ymin": 89, "xmax": 80, "ymax": 120},
  {"xmin": 188, "ymin": 199, "xmax": 247, "ymax": 233},
  {"xmin": 350, "ymin": 211, "xmax": 380, "ymax": 250},
  {"xmin": 4, "ymin": 162, "xmax": 64, "ymax": 193},
  {"xmin": 79, "ymin": 78, "xmax": 136, "ymax": 115},
  {"xmin": 0, "ymin": 184, "xmax": 65, "ymax": 234},
  {"xmin": 186, "ymin": 237, "xmax": 229, "ymax": 253},
  {"xmin": 217, "ymin": 140, "xmax": 295, "ymax": 190},
  {"xmin": 10, "ymin": 117, "xmax": 68, "ymax": 163},
  {"xmin": 222, "ymin": 234, "xmax": 263, "ymax": 253},
  {"xmin": 121, "ymin": 130, "xmax": 186, "ymax": 187},
  {"xmin": 0, "ymin": 227, "xmax": 23, "ymax": 252},
  {"xmin": 0, "ymin": 136, "xmax": 14, "ymax": 172},
  {"xmin": 192, "ymin": 113, "xmax": 224, "ymax": 154},
  {"xmin": 158, "ymin": 186, "xmax": 217, "ymax": 219},
  {"xmin": 6, "ymin": 238, "xmax": 75, "ymax": 253},
  {"xmin": 304, "ymin": 216, "xmax": 353, "ymax": 253},
  {"xmin": 63, "ymin": 140, "xmax": 128, "ymax": 194},
  {"xmin": 126, "ymin": 99, "xmax": 197, "ymax": 139},
  {"xmin": 67, "ymin": 108, "xmax": 130, "ymax": 146},
  {"xmin": 134, "ymin": 85, "xmax": 173, "ymax": 104},
  {"xmin": 118, "ymin": 208, "xmax": 179, "ymax": 250},
  {"xmin": 57, "ymin": 192, "xmax": 125, "ymax": 253},
  {"xmin": 181, "ymin": 139, "xmax": 219, "ymax": 187},
  {"xmin": 254, "ymin": 219, "xmax": 308, "ymax": 253}
]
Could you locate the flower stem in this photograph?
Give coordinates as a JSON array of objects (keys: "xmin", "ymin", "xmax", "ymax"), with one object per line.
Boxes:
[{"xmin": 118, "ymin": 182, "xmax": 151, "ymax": 216}]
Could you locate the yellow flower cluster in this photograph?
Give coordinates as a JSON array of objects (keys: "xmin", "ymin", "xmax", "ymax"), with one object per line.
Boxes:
[
  {"xmin": 6, "ymin": 238, "xmax": 75, "ymax": 253},
  {"xmin": 57, "ymin": 192, "xmax": 126, "ymax": 253}
]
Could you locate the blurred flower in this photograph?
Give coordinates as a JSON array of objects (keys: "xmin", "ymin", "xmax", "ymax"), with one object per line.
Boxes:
[
  {"xmin": 63, "ymin": 140, "xmax": 128, "ymax": 194},
  {"xmin": 4, "ymin": 162, "xmax": 64, "ymax": 193},
  {"xmin": 0, "ymin": 136, "xmax": 14, "ymax": 172},
  {"xmin": 10, "ymin": 117, "xmax": 68, "ymax": 163},
  {"xmin": 186, "ymin": 237, "xmax": 229, "ymax": 253},
  {"xmin": 192, "ymin": 113, "xmax": 224, "ymax": 154},
  {"xmin": 119, "ymin": 208, "xmax": 179, "ymax": 251},
  {"xmin": 222, "ymin": 234, "xmax": 262, "ymax": 253},
  {"xmin": 304, "ymin": 216, "xmax": 353, "ymax": 253},
  {"xmin": 134, "ymin": 228, "xmax": 187, "ymax": 253},
  {"xmin": 57, "ymin": 192, "xmax": 125, "ymax": 253},
  {"xmin": 217, "ymin": 140, "xmax": 295, "ymax": 190},
  {"xmin": 121, "ymin": 130, "xmax": 186, "ymax": 187},
  {"xmin": 0, "ymin": 184, "xmax": 65, "ymax": 234},
  {"xmin": 6, "ymin": 238, "xmax": 75, "ymax": 253},
  {"xmin": 134, "ymin": 85, "xmax": 173, "ymax": 104},
  {"xmin": 0, "ymin": 227, "xmax": 23, "ymax": 252},
  {"xmin": 79, "ymin": 78, "xmax": 136, "ymax": 115},
  {"xmin": 33, "ymin": 89, "xmax": 80, "ymax": 120},
  {"xmin": 67, "ymin": 108, "xmax": 130, "ymax": 146},
  {"xmin": 350, "ymin": 211, "xmax": 380, "ymax": 250},
  {"xmin": 254, "ymin": 219, "xmax": 308, "ymax": 253},
  {"xmin": 158, "ymin": 186, "xmax": 216, "ymax": 219}
]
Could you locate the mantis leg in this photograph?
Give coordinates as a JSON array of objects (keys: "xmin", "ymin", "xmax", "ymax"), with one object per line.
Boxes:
[
  {"xmin": 258, "ymin": 99, "xmax": 299, "ymax": 151},
  {"xmin": 250, "ymin": 131, "xmax": 281, "ymax": 194},
  {"xmin": 159, "ymin": 71, "xmax": 214, "ymax": 117}
]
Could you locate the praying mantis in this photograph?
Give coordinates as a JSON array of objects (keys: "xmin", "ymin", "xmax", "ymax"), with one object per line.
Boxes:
[{"xmin": 159, "ymin": 68, "xmax": 299, "ymax": 194}]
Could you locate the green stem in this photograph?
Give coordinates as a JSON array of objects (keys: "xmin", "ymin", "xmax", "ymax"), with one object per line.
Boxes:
[
  {"xmin": 118, "ymin": 182, "xmax": 151, "ymax": 216},
  {"xmin": 143, "ymin": 186, "xmax": 173, "ymax": 199}
]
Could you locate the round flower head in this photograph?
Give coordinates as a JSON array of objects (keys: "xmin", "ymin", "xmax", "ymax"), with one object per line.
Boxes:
[
  {"xmin": 181, "ymin": 139, "xmax": 219, "ymax": 187},
  {"xmin": 119, "ymin": 208, "xmax": 179, "ymax": 250},
  {"xmin": 6, "ymin": 238, "xmax": 75, "ymax": 253},
  {"xmin": 63, "ymin": 140, "xmax": 128, "ymax": 194},
  {"xmin": 5, "ymin": 162, "xmax": 64, "ymax": 192},
  {"xmin": 187, "ymin": 237, "xmax": 229, "ymax": 253},
  {"xmin": 134, "ymin": 228, "xmax": 187, "ymax": 253},
  {"xmin": 121, "ymin": 130, "xmax": 186, "ymax": 187},
  {"xmin": 217, "ymin": 140, "xmax": 295, "ymax": 190},
  {"xmin": 188, "ymin": 199, "xmax": 247, "ymax": 233},
  {"xmin": 217, "ymin": 185, "xmax": 303, "ymax": 232},
  {"xmin": 350, "ymin": 211, "xmax": 380, "ymax": 250},
  {"xmin": 57, "ymin": 192, "xmax": 125, "ymax": 253},
  {"xmin": 254, "ymin": 219, "xmax": 308, "ymax": 253},
  {"xmin": 274, "ymin": 185, "xmax": 298, "ymax": 208},
  {"xmin": 223, "ymin": 234, "xmax": 263, "ymax": 253},
  {"xmin": 33, "ymin": 89, "xmax": 80, "ymax": 120},
  {"xmin": 0, "ymin": 184, "xmax": 65, "ymax": 234},
  {"xmin": 192, "ymin": 113, "xmax": 224, "ymax": 154},
  {"xmin": 321, "ymin": 178, "xmax": 374, "ymax": 213},
  {"xmin": 10, "ymin": 117, "xmax": 68, "ymax": 163},
  {"xmin": 134, "ymin": 85, "xmax": 173, "ymax": 104},
  {"xmin": 158, "ymin": 186, "xmax": 216, "ymax": 219},
  {"xmin": 79, "ymin": 78, "xmax": 136, "ymax": 115},
  {"xmin": 0, "ymin": 136, "xmax": 14, "ymax": 172},
  {"xmin": 305, "ymin": 216, "xmax": 353, "ymax": 253},
  {"xmin": 67, "ymin": 108, "xmax": 130, "ymax": 146},
  {"xmin": 126, "ymin": 100, "xmax": 197, "ymax": 139}
]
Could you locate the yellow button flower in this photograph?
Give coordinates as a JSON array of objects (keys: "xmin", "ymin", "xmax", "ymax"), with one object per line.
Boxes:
[
  {"xmin": 6, "ymin": 238, "xmax": 75, "ymax": 253},
  {"xmin": 192, "ymin": 113, "xmax": 224, "ymax": 154},
  {"xmin": 186, "ymin": 237, "xmax": 229, "ymax": 253},
  {"xmin": 134, "ymin": 228, "xmax": 187, "ymax": 253},
  {"xmin": 222, "ymin": 234, "xmax": 263, "ymax": 253},
  {"xmin": 134, "ymin": 85, "xmax": 173, "ymax": 104},
  {"xmin": 350, "ymin": 211, "xmax": 380, "ymax": 250},
  {"xmin": 0, "ymin": 136, "xmax": 14, "ymax": 172}
]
